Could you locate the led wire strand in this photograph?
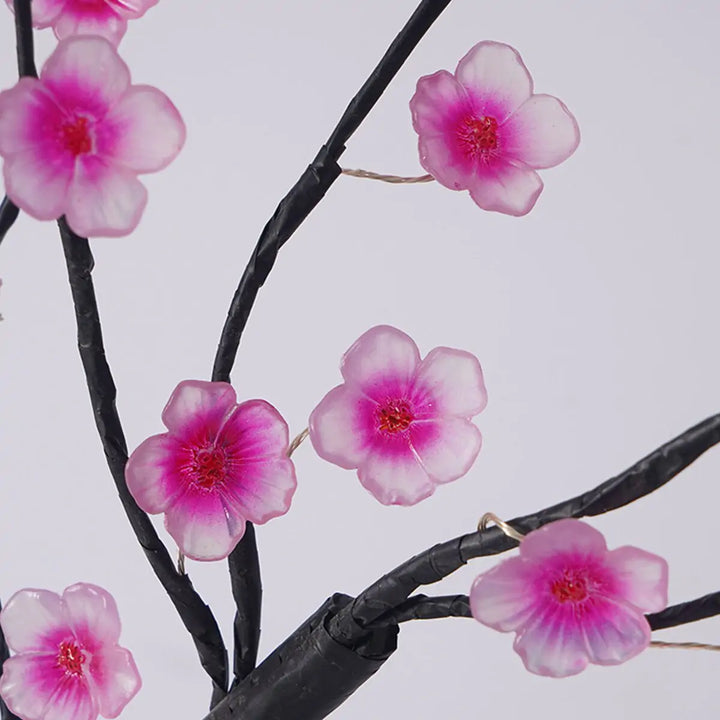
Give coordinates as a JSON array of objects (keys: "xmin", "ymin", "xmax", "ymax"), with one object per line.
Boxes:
[{"xmin": 341, "ymin": 168, "xmax": 434, "ymax": 184}]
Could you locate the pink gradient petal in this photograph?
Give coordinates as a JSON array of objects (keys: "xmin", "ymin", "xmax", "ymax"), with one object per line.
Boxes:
[
  {"xmin": 162, "ymin": 380, "xmax": 237, "ymax": 438},
  {"xmin": 470, "ymin": 558, "xmax": 537, "ymax": 632},
  {"xmin": 521, "ymin": 519, "xmax": 607, "ymax": 562},
  {"xmin": 357, "ymin": 447, "xmax": 434, "ymax": 506},
  {"xmin": 221, "ymin": 399, "xmax": 290, "ymax": 460},
  {"xmin": 455, "ymin": 41, "xmax": 533, "ymax": 120},
  {"xmin": 341, "ymin": 325, "xmax": 421, "ymax": 401},
  {"xmin": 9, "ymin": 0, "xmax": 65, "ymax": 26},
  {"xmin": 62, "ymin": 583, "xmax": 121, "ymax": 650},
  {"xmin": 104, "ymin": 85, "xmax": 186, "ymax": 172},
  {"xmin": 0, "ymin": 653, "xmax": 96, "ymax": 720},
  {"xmin": 0, "ymin": 590, "xmax": 67, "ymax": 653},
  {"xmin": 417, "ymin": 132, "xmax": 473, "ymax": 190},
  {"xmin": 41, "ymin": 36, "xmax": 131, "ymax": 112},
  {"xmin": 0, "ymin": 80, "xmax": 56, "ymax": 156},
  {"xmin": 606, "ymin": 546, "xmax": 669, "ymax": 612},
  {"xmin": 64, "ymin": 155, "xmax": 147, "ymax": 237},
  {"xmin": 514, "ymin": 604, "xmax": 589, "ymax": 677},
  {"xmin": 3, "ymin": 147, "xmax": 73, "ymax": 221},
  {"xmin": 165, "ymin": 488, "xmax": 246, "ymax": 561},
  {"xmin": 582, "ymin": 597, "xmax": 651, "ymax": 665},
  {"xmin": 309, "ymin": 384, "xmax": 375, "ymax": 469},
  {"xmin": 125, "ymin": 434, "xmax": 185, "ymax": 513},
  {"xmin": 410, "ymin": 418, "xmax": 481, "ymax": 484},
  {"xmin": 224, "ymin": 458, "xmax": 297, "ymax": 525},
  {"xmin": 410, "ymin": 70, "xmax": 470, "ymax": 138},
  {"xmin": 86, "ymin": 646, "xmax": 141, "ymax": 719},
  {"xmin": 467, "ymin": 160, "xmax": 543, "ymax": 216},
  {"xmin": 411, "ymin": 346, "xmax": 488, "ymax": 418},
  {"xmin": 110, "ymin": 0, "xmax": 159, "ymax": 14},
  {"xmin": 53, "ymin": 8, "xmax": 127, "ymax": 45},
  {"xmin": 503, "ymin": 93, "xmax": 580, "ymax": 169}
]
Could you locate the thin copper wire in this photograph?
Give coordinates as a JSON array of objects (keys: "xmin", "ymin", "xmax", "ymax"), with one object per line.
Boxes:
[
  {"xmin": 477, "ymin": 512, "xmax": 525, "ymax": 542},
  {"xmin": 341, "ymin": 168, "xmax": 435, "ymax": 184},
  {"xmin": 177, "ymin": 550, "xmax": 186, "ymax": 576},
  {"xmin": 288, "ymin": 427, "xmax": 309, "ymax": 457},
  {"xmin": 650, "ymin": 640, "xmax": 720, "ymax": 652}
]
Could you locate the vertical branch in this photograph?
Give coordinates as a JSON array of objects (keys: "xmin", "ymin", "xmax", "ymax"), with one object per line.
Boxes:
[
  {"xmin": 214, "ymin": 0, "xmax": 454, "ymax": 686},
  {"xmin": 58, "ymin": 219, "xmax": 229, "ymax": 702}
]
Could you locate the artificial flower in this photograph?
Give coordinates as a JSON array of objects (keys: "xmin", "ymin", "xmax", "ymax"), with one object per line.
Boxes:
[
  {"xmin": 309, "ymin": 325, "xmax": 487, "ymax": 506},
  {"xmin": 126, "ymin": 380, "xmax": 297, "ymax": 561},
  {"xmin": 470, "ymin": 519, "xmax": 668, "ymax": 677},
  {"xmin": 0, "ymin": 35, "xmax": 185, "ymax": 237},
  {"xmin": 0, "ymin": 583, "xmax": 141, "ymax": 720},
  {"xmin": 410, "ymin": 40, "xmax": 580, "ymax": 216},
  {"xmin": 4, "ymin": 0, "xmax": 158, "ymax": 46}
]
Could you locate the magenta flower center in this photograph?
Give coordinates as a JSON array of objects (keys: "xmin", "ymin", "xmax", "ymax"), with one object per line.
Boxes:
[
  {"xmin": 56, "ymin": 641, "xmax": 86, "ymax": 676},
  {"xmin": 377, "ymin": 400, "xmax": 414, "ymax": 434},
  {"xmin": 456, "ymin": 115, "xmax": 499, "ymax": 159},
  {"xmin": 550, "ymin": 568, "xmax": 590, "ymax": 603},
  {"xmin": 191, "ymin": 447, "xmax": 227, "ymax": 489},
  {"xmin": 60, "ymin": 116, "xmax": 93, "ymax": 156}
]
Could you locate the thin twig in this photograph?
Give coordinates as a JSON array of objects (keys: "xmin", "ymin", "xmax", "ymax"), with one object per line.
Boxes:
[
  {"xmin": 288, "ymin": 427, "xmax": 309, "ymax": 457},
  {"xmin": 650, "ymin": 641, "xmax": 720, "ymax": 651},
  {"xmin": 341, "ymin": 168, "xmax": 434, "ymax": 184},
  {"xmin": 58, "ymin": 219, "xmax": 228, "ymax": 703},
  {"xmin": 213, "ymin": 0, "xmax": 454, "ymax": 692}
]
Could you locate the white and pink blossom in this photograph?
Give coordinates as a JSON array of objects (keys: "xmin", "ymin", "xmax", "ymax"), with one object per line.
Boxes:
[
  {"xmin": 126, "ymin": 380, "xmax": 297, "ymax": 562},
  {"xmin": 0, "ymin": 36, "xmax": 185, "ymax": 237},
  {"xmin": 4, "ymin": 0, "xmax": 158, "ymax": 46},
  {"xmin": 470, "ymin": 519, "xmax": 669, "ymax": 677},
  {"xmin": 0, "ymin": 583, "xmax": 141, "ymax": 720},
  {"xmin": 410, "ymin": 41, "xmax": 580, "ymax": 216},
  {"xmin": 309, "ymin": 325, "xmax": 487, "ymax": 506}
]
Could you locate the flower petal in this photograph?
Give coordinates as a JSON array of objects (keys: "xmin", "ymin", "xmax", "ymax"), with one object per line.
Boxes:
[
  {"xmin": 410, "ymin": 418, "xmax": 481, "ymax": 484},
  {"xmin": 410, "ymin": 69, "xmax": 471, "ymax": 138},
  {"xmin": 125, "ymin": 434, "xmax": 185, "ymax": 513},
  {"xmin": 7, "ymin": 0, "xmax": 65, "ymax": 26},
  {"xmin": 64, "ymin": 155, "xmax": 147, "ymax": 237},
  {"xmin": 86, "ymin": 646, "xmax": 141, "ymax": 719},
  {"xmin": 161, "ymin": 380, "xmax": 237, "ymax": 439},
  {"xmin": 0, "ymin": 80, "xmax": 57, "ymax": 157},
  {"xmin": 223, "ymin": 458, "xmax": 297, "ymax": 525},
  {"xmin": 417, "ymin": 132, "xmax": 474, "ymax": 190},
  {"xmin": 0, "ymin": 653, "xmax": 95, "ymax": 720},
  {"xmin": 309, "ymin": 384, "xmax": 375, "ymax": 469},
  {"xmin": 513, "ymin": 603, "xmax": 590, "ymax": 677},
  {"xmin": 53, "ymin": 8, "xmax": 127, "ymax": 46},
  {"xmin": 582, "ymin": 596, "xmax": 651, "ymax": 665},
  {"xmin": 357, "ymin": 446, "xmax": 434, "ymax": 506},
  {"xmin": 470, "ymin": 558, "xmax": 537, "ymax": 632},
  {"xmin": 411, "ymin": 346, "xmax": 487, "ymax": 418},
  {"xmin": 455, "ymin": 41, "xmax": 533, "ymax": 120},
  {"xmin": 341, "ymin": 325, "xmax": 421, "ymax": 401},
  {"xmin": 220, "ymin": 399, "xmax": 289, "ymax": 460},
  {"xmin": 62, "ymin": 583, "xmax": 121, "ymax": 650},
  {"xmin": 467, "ymin": 159, "xmax": 543, "ymax": 216},
  {"xmin": 606, "ymin": 546, "xmax": 669, "ymax": 613},
  {"xmin": 503, "ymin": 94, "xmax": 580, "ymax": 169},
  {"xmin": 165, "ymin": 487, "xmax": 245, "ymax": 561},
  {"xmin": 0, "ymin": 590, "xmax": 68, "ymax": 653},
  {"xmin": 41, "ymin": 36, "xmax": 131, "ymax": 113},
  {"xmin": 104, "ymin": 85, "xmax": 185, "ymax": 172},
  {"xmin": 521, "ymin": 519, "xmax": 608, "ymax": 563}
]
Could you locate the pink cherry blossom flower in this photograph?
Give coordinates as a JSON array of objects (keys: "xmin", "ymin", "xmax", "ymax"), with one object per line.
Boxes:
[
  {"xmin": 410, "ymin": 41, "xmax": 580, "ymax": 216},
  {"xmin": 470, "ymin": 519, "xmax": 669, "ymax": 677},
  {"xmin": 126, "ymin": 380, "xmax": 297, "ymax": 562},
  {"xmin": 0, "ymin": 583, "xmax": 141, "ymax": 720},
  {"xmin": 309, "ymin": 325, "xmax": 487, "ymax": 506},
  {"xmin": 4, "ymin": 0, "xmax": 158, "ymax": 46},
  {"xmin": 0, "ymin": 35, "xmax": 185, "ymax": 237}
]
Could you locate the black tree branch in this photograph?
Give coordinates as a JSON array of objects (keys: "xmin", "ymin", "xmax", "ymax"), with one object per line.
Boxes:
[
  {"xmin": 0, "ymin": 0, "xmax": 38, "ymax": 245},
  {"xmin": 58, "ymin": 219, "xmax": 228, "ymax": 701},
  {"xmin": 214, "ymin": 0, "xmax": 454, "ymax": 688},
  {"xmin": 329, "ymin": 412, "xmax": 720, "ymax": 643}
]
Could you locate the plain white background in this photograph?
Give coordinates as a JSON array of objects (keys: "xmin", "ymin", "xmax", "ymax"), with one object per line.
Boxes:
[{"xmin": 2, "ymin": 1, "xmax": 720, "ymax": 718}]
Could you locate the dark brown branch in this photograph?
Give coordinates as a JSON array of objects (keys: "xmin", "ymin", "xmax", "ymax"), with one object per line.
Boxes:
[
  {"xmin": 214, "ymin": 0, "xmax": 454, "ymax": 689},
  {"xmin": 58, "ymin": 219, "xmax": 228, "ymax": 702},
  {"xmin": 329, "ymin": 412, "xmax": 720, "ymax": 644}
]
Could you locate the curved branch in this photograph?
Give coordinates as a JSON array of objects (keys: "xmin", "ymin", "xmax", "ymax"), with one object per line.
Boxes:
[
  {"xmin": 213, "ymin": 0, "xmax": 454, "ymax": 687},
  {"xmin": 0, "ymin": 198, "xmax": 19, "ymax": 246},
  {"xmin": 59, "ymin": 220, "xmax": 228, "ymax": 701},
  {"xmin": 329, "ymin": 412, "xmax": 720, "ymax": 643}
]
